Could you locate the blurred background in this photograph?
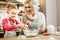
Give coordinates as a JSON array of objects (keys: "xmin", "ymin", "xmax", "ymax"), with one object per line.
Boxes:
[{"xmin": 0, "ymin": 0, "xmax": 60, "ymax": 38}]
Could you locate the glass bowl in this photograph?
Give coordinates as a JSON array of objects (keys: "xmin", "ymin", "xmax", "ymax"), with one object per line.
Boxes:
[{"xmin": 23, "ymin": 28, "xmax": 39, "ymax": 37}]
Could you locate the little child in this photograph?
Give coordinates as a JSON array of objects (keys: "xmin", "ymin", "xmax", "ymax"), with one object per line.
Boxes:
[{"xmin": 2, "ymin": 4, "xmax": 28, "ymax": 37}]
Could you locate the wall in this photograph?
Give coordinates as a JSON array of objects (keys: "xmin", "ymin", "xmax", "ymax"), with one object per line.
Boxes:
[
  {"xmin": 57, "ymin": 0, "xmax": 60, "ymax": 26},
  {"xmin": 46, "ymin": 0, "xmax": 57, "ymax": 26},
  {"xmin": 40, "ymin": 0, "xmax": 46, "ymax": 16}
]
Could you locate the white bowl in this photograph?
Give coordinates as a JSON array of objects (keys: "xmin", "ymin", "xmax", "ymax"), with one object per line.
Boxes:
[{"xmin": 23, "ymin": 29, "xmax": 39, "ymax": 36}]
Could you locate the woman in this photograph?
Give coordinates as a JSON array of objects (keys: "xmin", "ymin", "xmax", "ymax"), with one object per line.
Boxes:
[{"xmin": 22, "ymin": 2, "xmax": 46, "ymax": 33}]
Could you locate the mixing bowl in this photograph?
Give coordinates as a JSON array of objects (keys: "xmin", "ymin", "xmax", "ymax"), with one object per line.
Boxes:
[{"xmin": 23, "ymin": 28, "xmax": 39, "ymax": 37}]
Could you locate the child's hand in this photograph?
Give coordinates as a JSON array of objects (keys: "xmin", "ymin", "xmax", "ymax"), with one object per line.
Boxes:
[
  {"xmin": 16, "ymin": 24, "xmax": 28, "ymax": 29},
  {"xmin": 24, "ymin": 24, "xmax": 28, "ymax": 29},
  {"xmin": 21, "ymin": 24, "xmax": 28, "ymax": 29}
]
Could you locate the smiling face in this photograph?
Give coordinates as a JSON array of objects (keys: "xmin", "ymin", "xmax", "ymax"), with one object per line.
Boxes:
[
  {"xmin": 7, "ymin": 9, "xmax": 17, "ymax": 19},
  {"xmin": 24, "ymin": 2, "xmax": 32, "ymax": 13}
]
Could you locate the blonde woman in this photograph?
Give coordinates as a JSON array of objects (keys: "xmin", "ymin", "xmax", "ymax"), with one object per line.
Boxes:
[{"xmin": 22, "ymin": 2, "xmax": 46, "ymax": 33}]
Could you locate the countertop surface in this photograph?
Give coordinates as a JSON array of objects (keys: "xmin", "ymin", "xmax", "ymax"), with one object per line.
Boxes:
[{"xmin": 0, "ymin": 34, "xmax": 60, "ymax": 40}]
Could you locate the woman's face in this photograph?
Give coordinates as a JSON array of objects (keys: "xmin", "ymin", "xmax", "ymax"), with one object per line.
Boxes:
[
  {"xmin": 24, "ymin": 3, "xmax": 32, "ymax": 13},
  {"xmin": 8, "ymin": 9, "xmax": 16, "ymax": 19}
]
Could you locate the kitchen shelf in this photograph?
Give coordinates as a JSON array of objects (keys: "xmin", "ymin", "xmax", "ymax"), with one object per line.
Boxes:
[
  {"xmin": 0, "ymin": 1, "xmax": 7, "ymax": 5},
  {"xmin": 0, "ymin": 1, "xmax": 23, "ymax": 6}
]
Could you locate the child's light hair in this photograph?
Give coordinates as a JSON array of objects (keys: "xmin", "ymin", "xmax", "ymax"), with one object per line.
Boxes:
[
  {"xmin": 6, "ymin": 2, "xmax": 16, "ymax": 9},
  {"xmin": 6, "ymin": 2, "xmax": 17, "ymax": 13}
]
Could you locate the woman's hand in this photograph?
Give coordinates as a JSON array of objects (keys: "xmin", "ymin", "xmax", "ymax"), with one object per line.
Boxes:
[
  {"xmin": 24, "ymin": 20, "xmax": 32, "ymax": 25},
  {"xmin": 39, "ymin": 28, "xmax": 45, "ymax": 33}
]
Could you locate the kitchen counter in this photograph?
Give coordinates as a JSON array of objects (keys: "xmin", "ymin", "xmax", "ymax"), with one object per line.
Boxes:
[{"xmin": 0, "ymin": 34, "xmax": 60, "ymax": 40}]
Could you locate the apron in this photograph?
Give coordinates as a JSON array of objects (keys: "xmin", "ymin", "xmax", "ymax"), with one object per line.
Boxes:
[{"xmin": 4, "ymin": 19, "xmax": 16, "ymax": 38}]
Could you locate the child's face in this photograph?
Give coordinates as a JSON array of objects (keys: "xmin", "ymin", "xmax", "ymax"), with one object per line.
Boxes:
[{"xmin": 8, "ymin": 9, "xmax": 17, "ymax": 19}]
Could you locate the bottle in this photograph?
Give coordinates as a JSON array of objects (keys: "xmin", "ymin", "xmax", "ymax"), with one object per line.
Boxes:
[{"xmin": 49, "ymin": 37, "xmax": 56, "ymax": 40}]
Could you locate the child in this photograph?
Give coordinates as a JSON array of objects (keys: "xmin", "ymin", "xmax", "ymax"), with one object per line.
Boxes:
[{"xmin": 2, "ymin": 4, "xmax": 28, "ymax": 37}]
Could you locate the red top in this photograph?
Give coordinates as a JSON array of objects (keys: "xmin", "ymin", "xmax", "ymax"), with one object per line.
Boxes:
[{"xmin": 2, "ymin": 18, "xmax": 19, "ymax": 33}]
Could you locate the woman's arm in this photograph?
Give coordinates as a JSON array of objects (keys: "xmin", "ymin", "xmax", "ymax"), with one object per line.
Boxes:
[{"xmin": 38, "ymin": 12, "xmax": 46, "ymax": 32}]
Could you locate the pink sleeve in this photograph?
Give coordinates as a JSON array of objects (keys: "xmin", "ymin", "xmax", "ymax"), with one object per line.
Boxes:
[{"xmin": 2, "ymin": 19, "xmax": 16, "ymax": 31}]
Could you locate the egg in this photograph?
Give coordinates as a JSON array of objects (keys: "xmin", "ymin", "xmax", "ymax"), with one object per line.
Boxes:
[{"xmin": 49, "ymin": 37, "xmax": 56, "ymax": 40}]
